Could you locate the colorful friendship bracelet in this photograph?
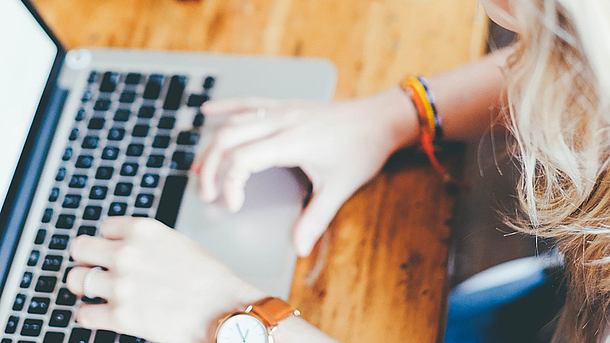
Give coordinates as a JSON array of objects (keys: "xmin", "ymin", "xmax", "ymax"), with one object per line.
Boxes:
[{"xmin": 418, "ymin": 77, "xmax": 444, "ymax": 142}]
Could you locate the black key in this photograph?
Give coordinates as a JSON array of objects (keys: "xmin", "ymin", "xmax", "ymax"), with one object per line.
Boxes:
[
  {"xmin": 141, "ymin": 174, "xmax": 159, "ymax": 188},
  {"xmin": 114, "ymin": 183, "xmax": 133, "ymax": 197},
  {"xmin": 49, "ymin": 309, "xmax": 72, "ymax": 328},
  {"xmin": 49, "ymin": 234, "xmax": 70, "ymax": 250},
  {"xmin": 62, "ymin": 147, "xmax": 73, "ymax": 161},
  {"xmin": 42, "ymin": 255, "xmax": 63, "ymax": 272},
  {"xmin": 170, "ymin": 151, "xmax": 195, "ymax": 171},
  {"xmin": 119, "ymin": 91, "xmax": 136, "ymax": 104},
  {"xmin": 28, "ymin": 297, "xmax": 51, "ymax": 314},
  {"xmin": 146, "ymin": 155, "xmax": 165, "ymax": 168},
  {"xmin": 126, "ymin": 144, "xmax": 144, "ymax": 157},
  {"xmin": 42, "ymin": 208, "xmax": 53, "ymax": 223},
  {"xmin": 132, "ymin": 213, "xmax": 149, "ymax": 218},
  {"xmin": 88, "ymin": 71, "xmax": 98, "ymax": 84},
  {"xmin": 163, "ymin": 75, "xmax": 187, "ymax": 111},
  {"xmin": 135, "ymin": 194, "xmax": 154, "ymax": 208},
  {"xmin": 96, "ymin": 166, "xmax": 114, "ymax": 180},
  {"xmin": 69, "ymin": 328, "xmax": 92, "ymax": 343},
  {"xmin": 56, "ymin": 167, "xmax": 67, "ymax": 181},
  {"xmin": 102, "ymin": 146, "xmax": 120, "ymax": 160},
  {"xmin": 83, "ymin": 206, "xmax": 102, "ymax": 221},
  {"xmin": 93, "ymin": 98, "xmax": 111, "ymax": 111},
  {"xmin": 108, "ymin": 202, "xmax": 127, "ymax": 216},
  {"xmin": 56, "ymin": 215, "xmax": 76, "ymax": 229},
  {"xmin": 69, "ymin": 128, "xmax": 79, "ymax": 141},
  {"xmin": 143, "ymin": 74, "xmax": 164, "ymax": 100},
  {"xmin": 13, "ymin": 294, "xmax": 26, "ymax": 311},
  {"xmin": 62, "ymin": 194, "xmax": 81, "ymax": 209},
  {"xmin": 90, "ymin": 186, "xmax": 108, "ymax": 200},
  {"xmin": 21, "ymin": 318, "xmax": 43, "ymax": 337},
  {"xmin": 187, "ymin": 94, "xmax": 209, "ymax": 107},
  {"xmin": 94, "ymin": 330, "xmax": 117, "ymax": 343},
  {"xmin": 156, "ymin": 175, "xmax": 188, "ymax": 228},
  {"xmin": 34, "ymin": 229, "xmax": 47, "ymax": 244},
  {"xmin": 120, "ymin": 163, "xmax": 138, "ymax": 176},
  {"xmin": 75, "ymin": 155, "xmax": 94, "ymax": 169},
  {"xmin": 75, "ymin": 108, "xmax": 86, "ymax": 122},
  {"xmin": 132, "ymin": 124, "xmax": 149, "ymax": 137},
  {"xmin": 138, "ymin": 106, "xmax": 155, "ymax": 119},
  {"xmin": 152, "ymin": 135, "xmax": 171, "ymax": 148},
  {"xmin": 69, "ymin": 175, "xmax": 88, "ymax": 188},
  {"xmin": 5, "ymin": 315, "xmax": 18, "ymax": 334},
  {"xmin": 35, "ymin": 276, "xmax": 57, "ymax": 293},
  {"xmin": 125, "ymin": 73, "xmax": 142, "ymax": 85},
  {"xmin": 27, "ymin": 250, "xmax": 40, "ymax": 266},
  {"xmin": 82, "ymin": 296, "xmax": 106, "ymax": 304},
  {"xmin": 62, "ymin": 267, "xmax": 72, "ymax": 283},
  {"xmin": 56, "ymin": 288, "xmax": 77, "ymax": 306},
  {"xmin": 81, "ymin": 89, "xmax": 93, "ymax": 103},
  {"xmin": 193, "ymin": 112, "xmax": 205, "ymax": 128},
  {"xmin": 77, "ymin": 226, "xmax": 97, "ymax": 236},
  {"xmin": 114, "ymin": 109, "xmax": 131, "ymax": 122},
  {"xmin": 203, "ymin": 76, "xmax": 216, "ymax": 89},
  {"xmin": 99, "ymin": 72, "xmax": 120, "ymax": 93},
  {"xmin": 48, "ymin": 187, "xmax": 60, "ymax": 202},
  {"xmin": 108, "ymin": 127, "xmax": 125, "ymax": 141},
  {"xmin": 81, "ymin": 136, "xmax": 99, "ymax": 149},
  {"xmin": 158, "ymin": 116, "xmax": 175, "ymax": 129},
  {"xmin": 88, "ymin": 117, "xmax": 105, "ymax": 130},
  {"xmin": 20, "ymin": 272, "xmax": 33, "ymax": 288},
  {"xmin": 44, "ymin": 332, "xmax": 65, "ymax": 343},
  {"xmin": 177, "ymin": 131, "xmax": 200, "ymax": 145}
]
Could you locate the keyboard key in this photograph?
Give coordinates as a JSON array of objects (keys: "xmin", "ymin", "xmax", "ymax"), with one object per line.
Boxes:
[
  {"xmin": 108, "ymin": 202, "xmax": 127, "ymax": 216},
  {"xmin": 135, "ymin": 194, "xmax": 154, "ymax": 208},
  {"xmin": 44, "ymin": 332, "xmax": 65, "ymax": 343},
  {"xmin": 114, "ymin": 109, "xmax": 131, "ymax": 122},
  {"xmin": 62, "ymin": 147, "xmax": 73, "ymax": 161},
  {"xmin": 132, "ymin": 213, "xmax": 149, "ymax": 218},
  {"xmin": 158, "ymin": 116, "xmax": 176, "ymax": 129},
  {"xmin": 77, "ymin": 226, "xmax": 97, "ymax": 236},
  {"xmin": 94, "ymin": 330, "xmax": 117, "ymax": 343},
  {"xmin": 83, "ymin": 206, "xmax": 102, "ymax": 221},
  {"xmin": 56, "ymin": 288, "xmax": 77, "ymax": 306},
  {"xmin": 27, "ymin": 250, "xmax": 40, "ymax": 266},
  {"xmin": 100, "ymin": 72, "xmax": 120, "ymax": 93},
  {"xmin": 82, "ymin": 136, "xmax": 100, "ymax": 149},
  {"xmin": 42, "ymin": 208, "xmax": 53, "ymax": 223},
  {"xmin": 114, "ymin": 183, "xmax": 133, "ymax": 197},
  {"xmin": 69, "ymin": 175, "xmax": 88, "ymax": 188},
  {"xmin": 152, "ymin": 135, "xmax": 171, "ymax": 148},
  {"xmin": 126, "ymin": 144, "xmax": 144, "ymax": 157},
  {"xmin": 49, "ymin": 309, "xmax": 72, "ymax": 328},
  {"xmin": 90, "ymin": 186, "xmax": 108, "ymax": 200},
  {"xmin": 42, "ymin": 255, "xmax": 63, "ymax": 272},
  {"xmin": 88, "ymin": 71, "xmax": 98, "ymax": 83},
  {"xmin": 141, "ymin": 174, "xmax": 159, "ymax": 188},
  {"xmin": 156, "ymin": 175, "xmax": 188, "ymax": 228},
  {"xmin": 146, "ymin": 155, "xmax": 165, "ymax": 168},
  {"xmin": 69, "ymin": 128, "xmax": 79, "ymax": 141},
  {"xmin": 120, "ymin": 163, "xmax": 139, "ymax": 176},
  {"xmin": 35, "ymin": 276, "xmax": 57, "ymax": 293},
  {"xmin": 163, "ymin": 75, "xmax": 187, "ymax": 111},
  {"xmin": 21, "ymin": 318, "xmax": 43, "ymax": 337},
  {"xmin": 96, "ymin": 166, "xmax": 114, "ymax": 180},
  {"xmin": 62, "ymin": 194, "xmax": 81, "ymax": 209},
  {"xmin": 56, "ymin": 215, "xmax": 76, "ymax": 229},
  {"xmin": 203, "ymin": 76, "xmax": 216, "ymax": 89},
  {"xmin": 170, "ymin": 151, "xmax": 195, "ymax": 171},
  {"xmin": 193, "ymin": 112, "xmax": 205, "ymax": 128},
  {"xmin": 5, "ymin": 315, "xmax": 18, "ymax": 334},
  {"xmin": 63, "ymin": 267, "xmax": 73, "ymax": 283},
  {"xmin": 20, "ymin": 272, "xmax": 33, "ymax": 288},
  {"xmin": 48, "ymin": 187, "xmax": 60, "ymax": 202},
  {"xmin": 12, "ymin": 293, "xmax": 26, "ymax": 311},
  {"xmin": 119, "ymin": 91, "xmax": 136, "ymax": 104},
  {"xmin": 93, "ymin": 98, "xmax": 111, "ymax": 111},
  {"xmin": 75, "ymin": 108, "xmax": 86, "ymax": 122},
  {"xmin": 34, "ymin": 229, "xmax": 47, "ymax": 244},
  {"xmin": 49, "ymin": 234, "xmax": 70, "ymax": 250},
  {"xmin": 82, "ymin": 89, "xmax": 93, "ymax": 103},
  {"xmin": 108, "ymin": 128, "xmax": 125, "ymax": 141},
  {"xmin": 56, "ymin": 167, "xmax": 67, "ymax": 181},
  {"xmin": 75, "ymin": 155, "xmax": 94, "ymax": 169},
  {"xmin": 177, "ymin": 131, "xmax": 200, "ymax": 146},
  {"xmin": 138, "ymin": 106, "xmax": 155, "ymax": 119},
  {"xmin": 88, "ymin": 117, "xmax": 106, "ymax": 130},
  {"xmin": 187, "ymin": 93, "xmax": 209, "ymax": 107},
  {"xmin": 102, "ymin": 146, "xmax": 120, "ymax": 160},
  {"xmin": 69, "ymin": 328, "xmax": 92, "ymax": 343},
  {"xmin": 82, "ymin": 296, "xmax": 106, "ymax": 304},
  {"xmin": 143, "ymin": 74, "xmax": 164, "ymax": 100},
  {"xmin": 132, "ymin": 124, "xmax": 149, "ymax": 137},
  {"xmin": 28, "ymin": 297, "xmax": 50, "ymax": 314},
  {"xmin": 125, "ymin": 73, "xmax": 142, "ymax": 85}
]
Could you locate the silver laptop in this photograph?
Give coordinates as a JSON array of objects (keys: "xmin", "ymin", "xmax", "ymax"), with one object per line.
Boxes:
[{"xmin": 0, "ymin": 0, "xmax": 337, "ymax": 341}]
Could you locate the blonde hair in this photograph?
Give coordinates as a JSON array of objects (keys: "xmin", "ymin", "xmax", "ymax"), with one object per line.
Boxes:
[{"xmin": 505, "ymin": 0, "xmax": 610, "ymax": 341}]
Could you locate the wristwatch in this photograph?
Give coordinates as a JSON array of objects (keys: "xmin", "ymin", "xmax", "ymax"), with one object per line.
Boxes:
[{"xmin": 215, "ymin": 297, "xmax": 300, "ymax": 343}]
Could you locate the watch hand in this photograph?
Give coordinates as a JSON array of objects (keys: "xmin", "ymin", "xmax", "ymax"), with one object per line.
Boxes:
[
  {"xmin": 245, "ymin": 328, "xmax": 250, "ymax": 339},
  {"xmin": 236, "ymin": 323, "xmax": 246, "ymax": 341}
]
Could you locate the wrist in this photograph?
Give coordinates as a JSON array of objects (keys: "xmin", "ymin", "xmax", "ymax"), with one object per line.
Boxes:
[{"xmin": 370, "ymin": 85, "xmax": 420, "ymax": 152}]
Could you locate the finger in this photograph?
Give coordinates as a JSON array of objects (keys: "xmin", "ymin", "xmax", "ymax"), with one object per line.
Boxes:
[
  {"xmin": 99, "ymin": 217, "xmax": 138, "ymax": 240},
  {"xmin": 201, "ymin": 98, "xmax": 277, "ymax": 116},
  {"xmin": 70, "ymin": 235, "xmax": 120, "ymax": 269},
  {"xmin": 75, "ymin": 304, "xmax": 117, "ymax": 332},
  {"xmin": 66, "ymin": 266, "xmax": 114, "ymax": 299}
]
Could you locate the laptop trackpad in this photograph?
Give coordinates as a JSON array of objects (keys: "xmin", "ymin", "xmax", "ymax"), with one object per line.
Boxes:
[{"xmin": 173, "ymin": 168, "xmax": 307, "ymax": 298}]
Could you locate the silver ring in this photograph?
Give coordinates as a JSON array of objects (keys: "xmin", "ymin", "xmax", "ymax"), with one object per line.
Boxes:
[
  {"xmin": 255, "ymin": 108, "xmax": 266, "ymax": 120},
  {"xmin": 83, "ymin": 266, "xmax": 103, "ymax": 299}
]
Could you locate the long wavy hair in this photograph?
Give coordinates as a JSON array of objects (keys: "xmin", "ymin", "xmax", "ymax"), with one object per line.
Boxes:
[{"xmin": 505, "ymin": 0, "xmax": 610, "ymax": 341}]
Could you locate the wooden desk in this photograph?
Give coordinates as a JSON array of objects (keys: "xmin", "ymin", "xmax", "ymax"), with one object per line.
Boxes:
[{"xmin": 33, "ymin": 0, "xmax": 488, "ymax": 341}]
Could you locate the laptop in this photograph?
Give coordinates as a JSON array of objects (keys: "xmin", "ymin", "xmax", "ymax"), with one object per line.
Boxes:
[{"xmin": 0, "ymin": 0, "xmax": 337, "ymax": 341}]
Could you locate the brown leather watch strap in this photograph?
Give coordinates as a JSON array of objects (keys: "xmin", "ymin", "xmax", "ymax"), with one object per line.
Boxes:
[{"xmin": 249, "ymin": 297, "xmax": 300, "ymax": 327}]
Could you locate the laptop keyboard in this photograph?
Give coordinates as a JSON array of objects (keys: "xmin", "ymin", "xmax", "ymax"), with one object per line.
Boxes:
[{"xmin": 3, "ymin": 70, "xmax": 214, "ymax": 342}]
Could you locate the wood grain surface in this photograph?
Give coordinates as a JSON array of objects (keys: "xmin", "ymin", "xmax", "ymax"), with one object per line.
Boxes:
[{"xmin": 32, "ymin": 0, "xmax": 488, "ymax": 341}]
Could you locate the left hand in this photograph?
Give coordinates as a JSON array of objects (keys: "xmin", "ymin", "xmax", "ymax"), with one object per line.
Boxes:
[{"xmin": 67, "ymin": 217, "xmax": 265, "ymax": 342}]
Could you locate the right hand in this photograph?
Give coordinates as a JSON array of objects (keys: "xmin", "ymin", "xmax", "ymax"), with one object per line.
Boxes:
[{"xmin": 192, "ymin": 86, "xmax": 418, "ymax": 257}]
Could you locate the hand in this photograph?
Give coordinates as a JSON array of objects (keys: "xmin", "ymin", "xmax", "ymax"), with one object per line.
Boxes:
[
  {"xmin": 192, "ymin": 86, "xmax": 418, "ymax": 257},
  {"xmin": 67, "ymin": 217, "xmax": 265, "ymax": 343}
]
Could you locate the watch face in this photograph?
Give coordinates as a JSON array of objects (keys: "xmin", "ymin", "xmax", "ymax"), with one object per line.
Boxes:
[{"xmin": 217, "ymin": 314, "xmax": 269, "ymax": 343}]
